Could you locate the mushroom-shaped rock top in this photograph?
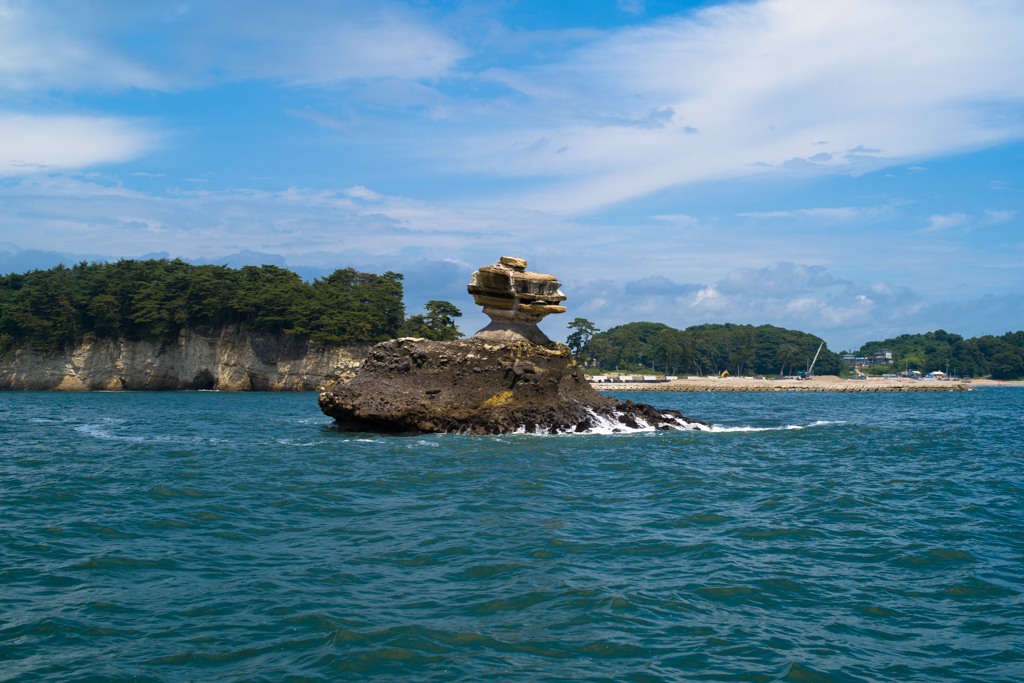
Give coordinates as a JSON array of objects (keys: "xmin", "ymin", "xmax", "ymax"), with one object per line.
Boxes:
[{"xmin": 467, "ymin": 256, "xmax": 566, "ymax": 345}]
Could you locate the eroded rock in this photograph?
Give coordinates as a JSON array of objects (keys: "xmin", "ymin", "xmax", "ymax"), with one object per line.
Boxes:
[
  {"xmin": 467, "ymin": 256, "xmax": 567, "ymax": 345},
  {"xmin": 319, "ymin": 255, "xmax": 708, "ymax": 434},
  {"xmin": 318, "ymin": 337, "xmax": 709, "ymax": 434}
]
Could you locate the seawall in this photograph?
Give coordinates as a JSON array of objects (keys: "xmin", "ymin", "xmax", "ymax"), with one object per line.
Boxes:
[{"xmin": 0, "ymin": 328, "xmax": 368, "ymax": 391}]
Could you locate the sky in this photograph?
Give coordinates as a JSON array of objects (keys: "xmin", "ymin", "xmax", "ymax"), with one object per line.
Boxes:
[{"xmin": 1, "ymin": 0, "xmax": 1022, "ymax": 351}]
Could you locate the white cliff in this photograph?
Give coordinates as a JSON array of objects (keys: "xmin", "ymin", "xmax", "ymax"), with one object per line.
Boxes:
[{"xmin": 0, "ymin": 327, "xmax": 367, "ymax": 391}]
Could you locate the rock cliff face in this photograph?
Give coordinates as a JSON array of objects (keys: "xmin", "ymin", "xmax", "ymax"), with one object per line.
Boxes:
[
  {"xmin": 318, "ymin": 337, "xmax": 708, "ymax": 434},
  {"xmin": 0, "ymin": 327, "xmax": 367, "ymax": 391}
]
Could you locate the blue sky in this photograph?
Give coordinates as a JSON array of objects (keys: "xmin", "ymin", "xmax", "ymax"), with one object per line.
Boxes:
[{"xmin": 1, "ymin": 0, "xmax": 1022, "ymax": 350}]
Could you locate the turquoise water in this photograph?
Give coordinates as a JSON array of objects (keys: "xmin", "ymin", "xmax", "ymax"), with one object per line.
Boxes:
[{"xmin": 1, "ymin": 389, "xmax": 1022, "ymax": 682}]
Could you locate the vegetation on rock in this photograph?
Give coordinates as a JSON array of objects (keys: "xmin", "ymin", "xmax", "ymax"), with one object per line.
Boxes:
[
  {"xmin": 0, "ymin": 259, "xmax": 460, "ymax": 354},
  {"xmin": 402, "ymin": 300, "xmax": 464, "ymax": 341},
  {"xmin": 3, "ymin": 260, "xmax": 1021, "ymax": 380},
  {"xmin": 565, "ymin": 317, "xmax": 599, "ymax": 357}
]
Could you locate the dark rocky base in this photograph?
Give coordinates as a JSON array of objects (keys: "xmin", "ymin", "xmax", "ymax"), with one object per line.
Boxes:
[{"xmin": 318, "ymin": 337, "xmax": 709, "ymax": 435}]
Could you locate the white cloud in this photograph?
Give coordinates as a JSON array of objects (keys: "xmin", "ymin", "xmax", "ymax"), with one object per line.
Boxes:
[
  {"xmin": 565, "ymin": 262, "xmax": 957, "ymax": 349},
  {"xmin": 924, "ymin": 213, "xmax": 969, "ymax": 232},
  {"xmin": 984, "ymin": 209, "xmax": 1017, "ymax": 225},
  {"xmin": 651, "ymin": 213, "xmax": 700, "ymax": 226},
  {"xmin": 737, "ymin": 207, "xmax": 877, "ymax": 221},
  {"xmin": 343, "ymin": 186, "xmax": 384, "ymax": 201},
  {"xmin": 0, "ymin": 174, "xmax": 576, "ymax": 262},
  {"xmin": 0, "ymin": 0, "xmax": 463, "ymax": 92},
  {"xmin": 616, "ymin": 0, "xmax": 645, "ymax": 15},
  {"xmin": 0, "ymin": 112, "xmax": 159, "ymax": 175},
  {"xmin": 446, "ymin": 0, "xmax": 1024, "ymax": 211}
]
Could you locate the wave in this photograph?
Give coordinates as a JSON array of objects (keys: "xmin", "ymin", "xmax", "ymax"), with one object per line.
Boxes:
[
  {"xmin": 509, "ymin": 416, "xmax": 843, "ymax": 436},
  {"xmin": 72, "ymin": 419, "xmax": 227, "ymax": 445},
  {"xmin": 507, "ymin": 409, "xmax": 710, "ymax": 436}
]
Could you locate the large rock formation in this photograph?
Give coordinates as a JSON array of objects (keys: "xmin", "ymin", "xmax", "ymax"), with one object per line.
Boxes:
[
  {"xmin": 0, "ymin": 326, "xmax": 367, "ymax": 391},
  {"xmin": 317, "ymin": 337, "xmax": 707, "ymax": 434},
  {"xmin": 319, "ymin": 256, "xmax": 708, "ymax": 434}
]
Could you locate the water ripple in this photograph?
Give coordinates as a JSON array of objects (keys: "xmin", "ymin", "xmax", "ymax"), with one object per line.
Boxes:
[{"xmin": 0, "ymin": 389, "xmax": 1022, "ymax": 681}]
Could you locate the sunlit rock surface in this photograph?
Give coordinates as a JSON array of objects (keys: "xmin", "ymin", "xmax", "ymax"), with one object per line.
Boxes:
[
  {"xmin": 319, "ymin": 256, "xmax": 707, "ymax": 434},
  {"xmin": 467, "ymin": 256, "xmax": 567, "ymax": 345},
  {"xmin": 0, "ymin": 327, "xmax": 366, "ymax": 391}
]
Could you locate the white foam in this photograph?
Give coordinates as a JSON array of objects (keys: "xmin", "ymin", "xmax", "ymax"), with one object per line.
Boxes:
[
  {"xmin": 501, "ymin": 408, "xmax": 714, "ymax": 436},
  {"xmin": 73, "ymin": 419, "xmax": 232, "ymax": 445},
  {"xmin": 73, "ymin": 423, "xmax": 115, "ymax": 440},
  {"xmin": 705, "ymin": 419, "xmax": 843, "ymax": 433},
  {"xmin": 275, "ymin": 438, "xmax": 326, "ymax": 447},
  {"xmin": 582, "ymin": 409, "xmax": 658, "ymax": 435}
]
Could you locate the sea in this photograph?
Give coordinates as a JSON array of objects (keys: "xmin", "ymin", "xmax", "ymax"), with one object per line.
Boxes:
[{"xmin": 1, "ymin": 389, "xmax": 1022, "ymax": 682}]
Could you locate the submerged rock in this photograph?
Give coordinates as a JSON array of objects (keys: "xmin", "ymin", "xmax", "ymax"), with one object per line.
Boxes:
[{"xmin": 317, "ymin": 337, "xmax": 708, "ymax": 435}]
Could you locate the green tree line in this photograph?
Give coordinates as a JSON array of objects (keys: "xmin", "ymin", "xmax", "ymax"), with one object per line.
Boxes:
[
  {"xmin": 851, "ymin": 329, "xmax": 1024, "ymax": 379},
  {"xmin": 571, "ymin": 320, "xmax": 843, "ymax": 377},
  {"xmin": 0, "ymin": 259, "xmax": 462, "ymax": 354}
]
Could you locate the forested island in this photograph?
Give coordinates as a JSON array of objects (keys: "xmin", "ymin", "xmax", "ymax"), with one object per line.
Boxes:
[
  {"xmin": 850, "ymin": 329, "xmax": 1024, "ymax": 380},
  {"xmin": 566, "ymin": 320, "xmax": 844, "ymax": 376},
  {"xmin": 2, "ymin": 260, "xmax": 1022, "ymax": 383},
  {"xmin": 0, "ymin": 259, "xmax": 462, "ymax": 356},
  {"xmin": 566, "ymin": 320, "xmax": 1024, "ymax": 380}
]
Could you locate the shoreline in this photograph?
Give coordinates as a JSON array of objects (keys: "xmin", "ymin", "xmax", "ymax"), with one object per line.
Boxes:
[{"xmin": 589, "ymin": 376, "xmax": 1007, "ymax": 392}]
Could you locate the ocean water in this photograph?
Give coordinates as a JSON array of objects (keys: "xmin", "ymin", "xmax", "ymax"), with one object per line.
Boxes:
[{"xmin": 1, "ymin": 389, "xmax": 1022, "ymax": 682}]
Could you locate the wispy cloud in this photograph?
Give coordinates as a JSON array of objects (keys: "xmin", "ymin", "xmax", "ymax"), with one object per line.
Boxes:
[
  {"xmin": 651, "ymin": 214, "xmax": 700, "ymax": 226},
  {"xmin": 616, "ymin": 0, "xmax": 646, "ymax": 15},
  {"xmin": 984, "ymin": 209, "xmax": 1017, "ymax": 225},
  {"xmin": 455, "ymin": 0, "xmax": 1024, "ymax": 211},
  {"xmin": 924, "ymin": 213, "xmax": 969, "ymax": 232},
  {"xmin": 0, "ymin": 0, "xmax": 463, "ymax": 93},
  {"xmin": 737, "ymin": 207, "xmax": 877, "ymax": 221},
  {"xmin": 0, "ymin": 174, "xmax": 577, "ymax": 262}
]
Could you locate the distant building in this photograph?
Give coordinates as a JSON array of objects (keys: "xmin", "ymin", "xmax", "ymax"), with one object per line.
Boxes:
[{"xmin": 842, "ymin": 349, "xmax": 894, "ymax": 368}]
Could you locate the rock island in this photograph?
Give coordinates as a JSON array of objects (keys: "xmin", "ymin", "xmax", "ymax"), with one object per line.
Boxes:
[{"xmin": 318, "ymin": 257, "xmax": 708, "ymax": 434}]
